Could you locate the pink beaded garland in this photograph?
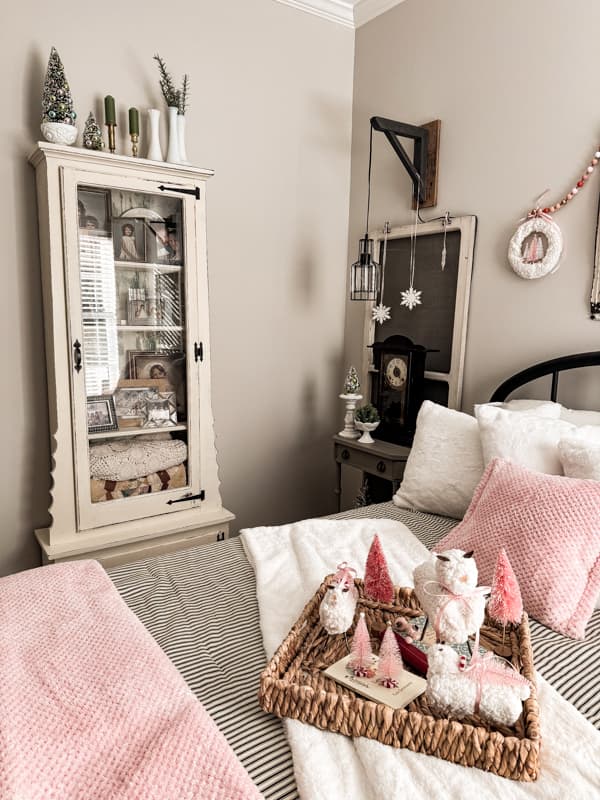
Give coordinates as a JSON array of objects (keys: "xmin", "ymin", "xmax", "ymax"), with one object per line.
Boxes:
[{"xmin": 540, "ymin": 144, "xmax": 600, "ymax": 215}]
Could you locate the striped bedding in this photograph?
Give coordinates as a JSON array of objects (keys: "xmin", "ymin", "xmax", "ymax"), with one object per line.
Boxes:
[{"xmin": 107, "ymin": 503, "xmax": 600, "ymax": 800}]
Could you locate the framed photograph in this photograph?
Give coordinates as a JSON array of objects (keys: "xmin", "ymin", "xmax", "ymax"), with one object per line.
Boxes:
[
  {"xmin": 143, "ymin": 392, "xmax": 178, "ymax": 428},
  {"xmin": 127, "ymin": 296, "xmax": 167, "ymax": 326},
  {"xmin": 114, "ymin": 379, "xmax": 171, "ymax": 428},
  {"xmin": 113, "ymin": 218, "xmax": 146, "ymax": 263},
  {"xmin": 78, "ymin": 187, "xmax": 111, "ymax": 235},
  {"xmin": 150, "ymin": 220, "xmax": 183, "ymax": 265},
  {"xmin": 127, "ymin": 350, "xmax": 184, "ymax": 383},
  {"xmin": 87, "ymin": 395, "xmax": 118, "ymax": 433}
]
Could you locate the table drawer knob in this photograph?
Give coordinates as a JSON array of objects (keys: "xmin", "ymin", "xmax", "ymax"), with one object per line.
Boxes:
[
  {"xmin": 376, "ymin": 460, "xmax": 387, "ymax": 473},
  {"xmin": 341, "ymin": 449, "xmax": 350, "ymax": 461}
]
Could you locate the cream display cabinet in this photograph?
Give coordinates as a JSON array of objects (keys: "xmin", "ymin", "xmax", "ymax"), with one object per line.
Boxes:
[{"xmin": 29, "ymin": 143, "xmax": 234, "ymax": 566}]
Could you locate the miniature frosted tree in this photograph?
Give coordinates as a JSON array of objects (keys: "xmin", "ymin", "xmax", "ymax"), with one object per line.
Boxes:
[
  {"xmin": 343, "ymin": 365, "xmax": 361, "ymax": 395},
  {"xmin": 83, "ymin": 112, "xmax": 104, "ymax": 150},
  {"xmin": 348, "ymin": 612, "xmax": 374, "ymax": 677},
  {"xmin": 364, "ymin": 534, "xmax": 394, "ymax": 604},
  {"xmin": 488, "ymin": 548, "xmax": 523, "ymax": 636},
  {"xmin": 42, "ymin": 47, "xmax": 76, "ymax": 126},
  {"xmin": 376, "ymin": 622, "xmax": 403, "ymax": 688}
]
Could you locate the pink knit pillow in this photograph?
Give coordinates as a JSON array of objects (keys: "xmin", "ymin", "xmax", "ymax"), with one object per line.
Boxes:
[{"xmin": 435, "ymin": 458, "xmax": 600, "ymax": 639}]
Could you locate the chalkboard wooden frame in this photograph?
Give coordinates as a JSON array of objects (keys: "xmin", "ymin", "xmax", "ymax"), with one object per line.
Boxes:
[{"xmin": 361, "ymin": 215, "xmax": 477, "ymax": 410}]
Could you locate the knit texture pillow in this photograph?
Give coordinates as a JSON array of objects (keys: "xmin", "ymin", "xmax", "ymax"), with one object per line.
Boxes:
[{"xmin": 435, "ymin": 458, "xmax": 600, "ymax": 639}]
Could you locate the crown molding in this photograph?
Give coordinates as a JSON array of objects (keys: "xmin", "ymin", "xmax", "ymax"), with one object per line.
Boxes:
[
  {"xmin": 274, "ymin": 0, "xmax": 355, "ymax": 28},
  {"xmin": 354, "ymin": 0, "xmax": 405, "ymax": 28},
  {"xmin": 273, "ymin": 0, "xmax": 405, "ymax": 28}
]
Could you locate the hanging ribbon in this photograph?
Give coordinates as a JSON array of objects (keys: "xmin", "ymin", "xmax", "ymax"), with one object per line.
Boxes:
[
  {"xmin": 421, "ymin": 581, "xmax": 490, "ymax": 641},
  {"xmin": 333, "ymin": 562, "xmax": 357, "ymax": 590}
]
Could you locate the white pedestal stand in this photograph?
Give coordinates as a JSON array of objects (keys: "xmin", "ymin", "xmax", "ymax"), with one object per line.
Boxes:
[{"xmin": 338, "ymin": 393, "xmax": 362, "ymax": 439}]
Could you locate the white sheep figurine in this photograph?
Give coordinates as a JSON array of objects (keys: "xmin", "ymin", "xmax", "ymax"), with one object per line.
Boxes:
[
  {"xmin": 426, "ymin": 644, "xmax": 531, "ymax": 727},
  {"xmin": 413, "ymin": 549, "xmax": 489, "ymax": 644},
  {"xmin": 319, "ymin": 563, "xmax": 358, "ymax": 635}
]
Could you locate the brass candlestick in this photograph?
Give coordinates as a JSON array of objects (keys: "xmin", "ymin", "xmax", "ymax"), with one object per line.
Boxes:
[
  {"xmin": 130, "ymin": 133, "xmax": 139, "ymax": 157},
  {"xmin": 106, "ymin": 123, "xmax": 117, "ymax": 154}
]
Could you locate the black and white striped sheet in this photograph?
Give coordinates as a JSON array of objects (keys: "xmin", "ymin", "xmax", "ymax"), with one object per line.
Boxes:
[{"xmin": 107, "ymin": 503, "xmax": 599, "ymax": 799}]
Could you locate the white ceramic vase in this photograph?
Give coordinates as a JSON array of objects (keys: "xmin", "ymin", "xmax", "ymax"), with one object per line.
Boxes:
[
  {"xmin": 146, "ymin": 108, "xmax": 164, "ymax": 161},
  {"xmin": 41, "ymin": 121, "xmax": 78, "ymax": 145},
  {"xmin": 354, "ymin": 420, "xmax": 380, "ymax": 444},
  {"xmin": 166, "ymin": 106, "xmax": 181, "ymax": 164},
  {"xmin": 177, "ymin": 114, "xmax": 190, "ymax": 165}
]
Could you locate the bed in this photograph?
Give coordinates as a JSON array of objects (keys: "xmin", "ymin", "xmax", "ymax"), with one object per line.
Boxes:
[{"xmin": 3, "ymin": 353, "xmax": 600, "ymax": 798}]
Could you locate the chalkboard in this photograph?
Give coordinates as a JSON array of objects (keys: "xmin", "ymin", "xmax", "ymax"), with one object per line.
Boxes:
[
  {"xmin": 375, "ymin": 230, "xmax": 461, "ymax": 374},
  {"xmin": 363, "ymin": 216, "xmax": 476, "ymax": 410}
]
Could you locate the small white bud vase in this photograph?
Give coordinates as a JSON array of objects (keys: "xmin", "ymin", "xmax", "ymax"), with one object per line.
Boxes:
[
  {"xmin": 146, "ymin": 108, "xmax": 163, "ymax": 161},
  {"xmin": 177, "ymin": 114, "xmax": 190, "ymax": 165},
  {"xmin": 166, "ymin": 106, "xmax": 181, "ymax": 164}
]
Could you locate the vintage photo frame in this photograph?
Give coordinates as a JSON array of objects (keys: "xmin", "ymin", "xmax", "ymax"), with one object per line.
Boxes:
[
  {"xmin": 127, "ymin": 351, "xmax": 184, "ymax": 384},
  {"xmin": 113, "ymin": 218, "xmax": 146, "ymax": 263},
  {"xmin": 78, "ymin": 187, "xmax": 111, "ymax": 235},
  {"xmin": 113, "ymin": 378, "xmax": 171, "ymax": 429},
  {"xmin": 142, "ymin": 391, "xmax": 178, "ymax": 428},
  {"xmin": 148, "ymin": 220, "xmax": 183, "ymax": 266},
  {"xmin": 86, "ymin": 395, "xmax": 118, "ymax": 434}
]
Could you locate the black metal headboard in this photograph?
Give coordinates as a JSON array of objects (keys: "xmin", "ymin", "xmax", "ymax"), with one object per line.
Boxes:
[{"xmin": 490, "ymin": 352, "xmax": 600, "ymax": 403}]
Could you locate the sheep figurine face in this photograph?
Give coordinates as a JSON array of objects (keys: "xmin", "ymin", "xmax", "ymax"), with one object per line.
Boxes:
[
  {"xmin": 426, "ymin": 644, "xmax": 531, "ymax": 727},
  {"xmin": 413, "ymin": 549, "xmax": 488, "ymax": 645},
  {"xmin": 319, "ymin": 568, "xmax": 358, "ymax": 635}
]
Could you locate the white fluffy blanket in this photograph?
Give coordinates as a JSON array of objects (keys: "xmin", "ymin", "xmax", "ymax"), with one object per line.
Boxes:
[{"xmin": 242, "ymin": 518, "xmax": 600, "ymax": 800}]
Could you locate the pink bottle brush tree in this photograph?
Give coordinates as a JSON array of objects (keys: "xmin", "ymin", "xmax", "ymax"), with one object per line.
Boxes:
[
  {"xmin": 349, "ymin": 612, "xmax": 375, "ymax": 677},
  {"xmin": 376, "ymin": 621, "xmax": 404, "ymax": 688},
  {"xmin": 364, "ymin": 534, "xmax": 394, "ymax": 604},
  {"xmin": 488, "ymin": 548, "xmax": 523, "ymax": 635}
]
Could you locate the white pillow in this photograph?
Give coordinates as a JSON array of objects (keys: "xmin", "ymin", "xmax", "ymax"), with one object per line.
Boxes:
[
  {"xmin": 475, "ymin": 405, "xmax": 576, "ymax": 475},
  {"xmin": 560, "ymin": 407, "xmax": 600, "ymax": 427},
  {"xmin": 392, "ymin": 401, "xmax": 484, "ymax": 519},
  {"xmin": 475, "ymin": 399, "xmax": 561, "ymax": 417},
  {"xmin": 558, "ymin": 426, "xmax": 600, "ymax": 480}
]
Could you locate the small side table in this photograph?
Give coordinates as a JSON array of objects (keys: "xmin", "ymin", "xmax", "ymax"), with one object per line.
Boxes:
[{"xmin": 333, "ymin": 435, "xmax": 411, "ymax": 512}]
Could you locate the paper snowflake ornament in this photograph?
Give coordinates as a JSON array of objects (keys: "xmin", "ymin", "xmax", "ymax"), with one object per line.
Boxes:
[
  {"xmin": 371, "ymin": 303, "xmax": 391, "ymax": 324},
  {"xmin": 400, "ymin": 287, "xmax": 422, "ymax": 310}
]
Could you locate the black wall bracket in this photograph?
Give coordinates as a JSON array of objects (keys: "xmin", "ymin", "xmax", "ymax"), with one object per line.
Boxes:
[{"xmin": 370, "ymin": 116, "xmax": 441, "ymax": 208}]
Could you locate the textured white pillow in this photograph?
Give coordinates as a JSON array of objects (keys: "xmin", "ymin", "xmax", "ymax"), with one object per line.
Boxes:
[
  {"xmin": 476, "ymin": 399, "xmax": 562, "ymax": 417},
  {"xmin": 392, "ymin": 401, "xmax": 484, "ymax": 519},
  {"xmin": 560, "ymin": 407, "xmax": 600, "ymax": 427},
  {"xmin": 558, "ymin": 426, "xmax": 600, "ymax": 480},
  {"xmin": 476, "ymin": 405, "xmax": 575, "ymax": 475}
]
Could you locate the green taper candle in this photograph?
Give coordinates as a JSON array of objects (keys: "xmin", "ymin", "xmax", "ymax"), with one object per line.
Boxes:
[
  {"xmin": 104, "ymin": 95, "xmax": 116, "ymax": 125},
  {"xmin": 128, "ymin": 107, "xmax": 139, "ymax": 136}
]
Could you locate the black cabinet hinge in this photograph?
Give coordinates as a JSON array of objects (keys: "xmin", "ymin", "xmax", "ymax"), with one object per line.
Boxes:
[
  {"xmin": 194, "ymin": 341, "xmax": 204, "ymax": 362},
  {"xmin": 157, "ymin": 184, "xmax": 200, "ymax": 199},
  {"xmin": 167, "ymin": 490, "xmax": 205, "ymax": 505}
]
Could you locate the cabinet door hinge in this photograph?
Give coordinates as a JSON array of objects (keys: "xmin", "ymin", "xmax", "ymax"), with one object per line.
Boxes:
[
  {"xmin": 167, "ymin": 490, "xmax": 205, "ymax": 505},
  {"xmin": 157, "ymin": 184, "xmax": 200, "ymax": 200},
  {"xmin": 216, "ymin": 531, "xmax": 225, "ymax": 542},
  {"xmin": 194, "ymin": 341, "xmax": 204, "ymax": 362}
]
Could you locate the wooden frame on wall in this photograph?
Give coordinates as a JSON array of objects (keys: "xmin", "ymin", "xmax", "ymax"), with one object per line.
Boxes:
[{"xmin": 361, "ymin": 215, "xmax": 477, "ymax": 411}]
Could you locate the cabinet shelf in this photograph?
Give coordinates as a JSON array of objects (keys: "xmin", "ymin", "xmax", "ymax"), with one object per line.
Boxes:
[
  {"xmin": 88, "ymin": 424, "xmax": 188, "ymax": 441},
  {"xmin": 114, "ymin": 260, "xmax": 182, "ymax": 274},
  {"xmin": 116, "ymin": 325, "xmax": 184, "ymax": 332}
]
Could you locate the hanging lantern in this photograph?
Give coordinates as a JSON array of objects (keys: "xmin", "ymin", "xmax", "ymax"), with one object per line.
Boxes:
[
  {"xmin": 350, "ymin": 124, "xmax": 380, "ymax": 301},
  {"xmin": 351, "ymin": 236, "xmax": 380, "ymax": 300}
]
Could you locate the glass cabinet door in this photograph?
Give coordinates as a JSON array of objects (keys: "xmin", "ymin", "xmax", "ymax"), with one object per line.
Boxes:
[{"xmin": 63, "ymin": 170, "xmax": 202, "ymax": 529}]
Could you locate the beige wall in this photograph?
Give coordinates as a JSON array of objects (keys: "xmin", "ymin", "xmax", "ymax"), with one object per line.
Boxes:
[
  {"xmin": 1, "ymin": 0, "xmax": 354, "ymax": 575},
  {"xmin": 346, "ymin": 0, "xmax": 600, "ymax": 413}
]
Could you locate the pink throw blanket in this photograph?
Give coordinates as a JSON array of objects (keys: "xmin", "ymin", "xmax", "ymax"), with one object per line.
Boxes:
[{"xmin": 0, "ymin": 560, "xmax": 262, "ymax": 800}]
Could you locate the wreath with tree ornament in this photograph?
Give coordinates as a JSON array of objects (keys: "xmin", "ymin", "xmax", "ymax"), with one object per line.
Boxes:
[
  {"xmin": 508, "ymin": 144, "xmax": 600, "ymax": 279},
  {"xmin": 508, "ymin": 211, "xmax": 563, "ymax": 280}
]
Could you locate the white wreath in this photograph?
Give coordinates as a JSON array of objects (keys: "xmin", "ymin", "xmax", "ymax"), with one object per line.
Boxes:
[{"xmin": 508, "ymin": 216, "xmax": 563, "ymax": 280}]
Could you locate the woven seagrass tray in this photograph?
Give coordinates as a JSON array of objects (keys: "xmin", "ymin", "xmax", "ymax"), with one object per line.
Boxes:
[{"xmin": 259, "ymin": 577, "xmax": 540, "ymax": 781}]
